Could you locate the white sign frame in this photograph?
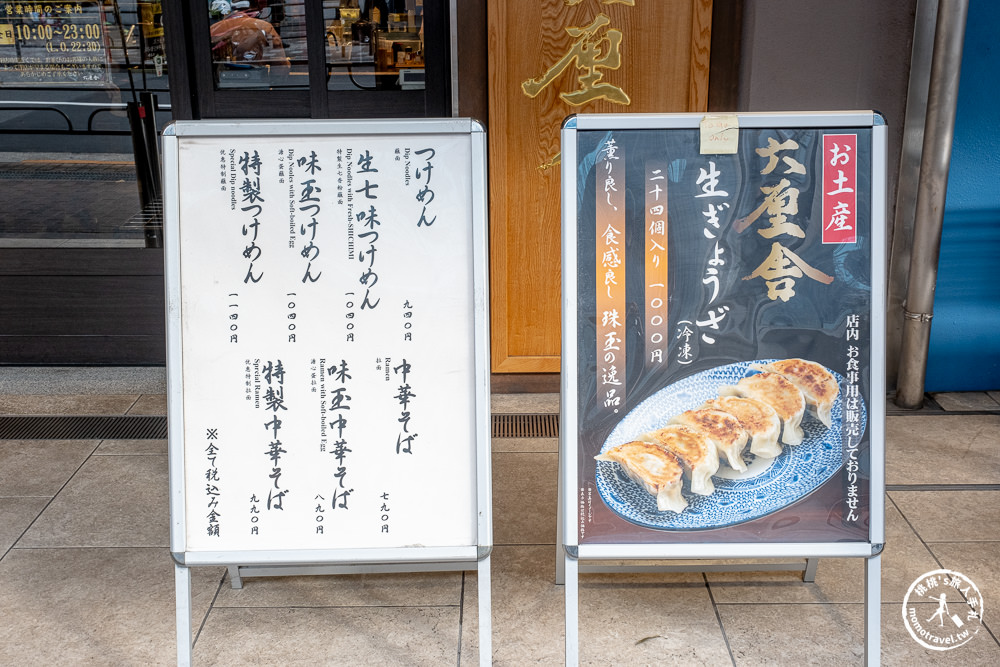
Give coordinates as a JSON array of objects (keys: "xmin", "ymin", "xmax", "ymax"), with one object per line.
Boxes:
[
  {"xmin": 163, "ymin": 118, "xmax": 492, "ymax": 665},
  {"xmin": 560, "ymin": 111, "xmax": 887, "ymax": 665}
]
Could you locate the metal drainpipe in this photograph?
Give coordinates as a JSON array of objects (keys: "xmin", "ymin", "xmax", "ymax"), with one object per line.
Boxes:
[{"xmin": 895, "ymin": 0, "xmax": 969, "ymax": 409}]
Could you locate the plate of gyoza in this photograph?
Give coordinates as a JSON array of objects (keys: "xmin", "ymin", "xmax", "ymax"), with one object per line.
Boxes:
[{"xmin": 594, "ymin": 358, "xmax": 865, "ymax": 531}]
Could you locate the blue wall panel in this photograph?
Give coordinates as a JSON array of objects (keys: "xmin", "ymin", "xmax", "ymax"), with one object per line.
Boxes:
[{"xmin": 925, "ymin": 0, "xmax": 1000, "ymax": 391}]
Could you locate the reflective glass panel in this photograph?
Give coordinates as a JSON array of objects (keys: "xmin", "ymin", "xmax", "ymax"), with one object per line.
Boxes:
[
  {"xmin": 209, "ymin": 0, "xmax": 309, "ymax": 89},
  {"xmin": 0, "ymin": 0, "xmax": 170, "ymax": 247},
  {"xmin": 0, "ymin": 0, "xmax": 110, "ymax": 86},
  {"xmin": 324, "ymin": 0, "xmax": 425, "ymax": 92}
]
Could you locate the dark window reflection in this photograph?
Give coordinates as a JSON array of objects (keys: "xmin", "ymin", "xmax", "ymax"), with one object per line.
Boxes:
[
  {"xmin": 324, "ymin": 1, "xmax": 426, "ymax": 92},
  {"xmin": 209, "ymin": 1, "xmax": 308, "ymax": 89}
]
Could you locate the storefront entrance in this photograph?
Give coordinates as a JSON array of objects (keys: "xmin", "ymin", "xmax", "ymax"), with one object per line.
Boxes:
[
  {"xmin": 0, "ymin": 1, "xmax": 463, "ymax": 365},
  {"xmin": 164, "ymin": 0, "xmax": 453, "ymax": 120},
  {"xmin": 1, "ymin": 1, "xmax": 731, "ymax": 369}
]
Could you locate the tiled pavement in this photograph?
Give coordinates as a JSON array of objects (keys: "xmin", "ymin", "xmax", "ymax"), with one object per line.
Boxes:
[{"xmin": 1, "ymin": 370, "xmax": 999, "ymax": 665}]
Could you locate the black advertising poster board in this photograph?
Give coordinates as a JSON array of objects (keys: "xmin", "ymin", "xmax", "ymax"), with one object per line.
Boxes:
[{"xmin": 562, "ymin": 113, "xmax": 886, "ymax": 555}]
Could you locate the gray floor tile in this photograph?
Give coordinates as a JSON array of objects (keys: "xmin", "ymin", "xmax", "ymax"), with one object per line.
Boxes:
[
  {"xmin": 574, "ymin": 573, "xmax": 730, "ymax": 666},
  {"xmin": 928, "ymin": 541, "xmax": 1000, "ymax": 628},
  {"xmin": 127, "ymin": 394, "xmax": 168, "ymax": 415},
  {"xmin": 193, "ymin": 606, "xmax": 461, "ymax": 666},
  {"xmin": 889, "ymin": 490, "xmax": 1000, "ymax": 543},
  {"xmin": 899, "ymin": 603, "xmax": 996, "ymax": 662},
  {"xmin": 493, "ymin": 452, "xmax": 558, "ymax": 545},
  {"xmin": 0, "ymin": 497, "xmax": 49, "ymax": 553},
  {"xmin": 0, "ymin": 547, "xmax": 222, "ymax": 666},
  {"xmin": 19, "ymin": 454, "xmax": 169, "ymax": 547},
  {"xmin": 4, "ymin": 391, "xmax": 1000, "ymax": 665},
  {"xmin": 491, "ymin": 393, "xmax": 559, "ymax": 414},
  {"xmin": 722, "ymin": 602, "xmax": 862, "ymax": 664},
  {"xmin": 707, "ymin": 502, "xmax": 939, "ymax": 604},
  {"xmin": 931, "ymin": 392, "xmax": 1000, "ymax": 412},
  {"xmin": 721, "ymin": 602, "xmax": 1000, "ymax": 665},
  {"xmin": 0, "ymin": 439, "xmax": 96, "ymax": 496},
  {"xmin": 461, "ymin": 546, "xmax": 565, "ymax": 664},
  {"xmin": 214, "ymin": 569, "xmax": 463, "ymax": 608},
  {"xmin": 886, "ymin": 415, "xmax": 1000, "ymax": 485},
  {"xmin": 94, "ymin": 438, "xmax": 168, "ymax": 455},
  {"xmin": 462, "ymin": 545, "xmax": 729, "ymax": 666}
]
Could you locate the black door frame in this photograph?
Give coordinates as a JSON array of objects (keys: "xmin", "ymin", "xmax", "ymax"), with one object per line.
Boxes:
[{"xmin": 163, "ymin": 1, "xmax": 451, "ymax": 121}]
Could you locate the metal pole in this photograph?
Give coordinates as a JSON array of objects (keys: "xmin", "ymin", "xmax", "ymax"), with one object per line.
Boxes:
[
  {"xmin": 174, "ymin": 563, "xmax": 193, "ymax": 666},
  {"xmin": 564, "ymin": 551, "xmax": 579, "ymax": 666},
  {"xmin": 895, "ymin": 0, "xmax": 969, "ymax": 409},
  {"xmin": 477, "ymin": 554, "xmax": 492, "ymax": 666},
  {"xmin": 864, "ymin": 553, "xmax": 882, "ymax": 666}
]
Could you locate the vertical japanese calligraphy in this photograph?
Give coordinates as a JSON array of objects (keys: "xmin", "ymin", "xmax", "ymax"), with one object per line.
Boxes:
[
  {"xmin": 694, "ymin": 159, "xmax": 732, "ymax": 346},
  {"xmin": 240, "ymin": 150, "xmax": 265, "ymax": 284},
  {"xmin": 327, "ymin": 359, "xmax": 353, "ymax": 512},
  {"xmin": 644, "ymin": 160, "xmax": 668, "ymax": 367},
  {"xmin": 523, "ymin": 0, "xmax": 635, "ymax": 107},
  {"xmin": 823, "ymin": 134, "xmax": 858, "ymax": 244},
  {"xmin": 205, "ymin": 428, "xmax": 221, "ymax": 537},
  {"xmin": 414, "ymin": 148, "xmax": 437, "ymax": 227},
  {"xmin": 595, "ymin": 137, "xmax": 626, "ymax": 413},
  {"xmin": 228, "ymin": 295, "xmax": 239, "ymax": 343},
  {"xmin": 843, "ymin": 314, "xmax": 862, "ymax": 523},
  {"xmin": 379, "ymin": 492, "xmax": 391, "ymax": 533},
  {"xmin": 261, "ymin": 359, "xmax": 288, "ymax": 513},
  {"xmin": 739, "ymin": 137, "xmax": 834, "ymax": 302},
  {"xmin": 297, "ymin": 151, "xmax": 324, "ymax": 283},
  {"xmin": 174, "ymin": 130, "xmax": 481, "ymax": 554},
  {"xmin": 393, "ymin": 359, "xmax": 417, "ymax": 454},
  {"xmin": 355, "ymin": 149, "xmax": 382, "ymax": 310},
  {"xmin": 248, "ymin": 492, "xmax": 260, "ymax": 534},
  {"xmin": 520, "ymin": 0, "xmax": 635, "ymax": 170}
]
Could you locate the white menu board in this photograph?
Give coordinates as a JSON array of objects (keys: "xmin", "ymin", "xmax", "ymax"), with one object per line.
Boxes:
[{"xmin": 164, "ymin": 119, "xmax": 490, "ymax": 564}]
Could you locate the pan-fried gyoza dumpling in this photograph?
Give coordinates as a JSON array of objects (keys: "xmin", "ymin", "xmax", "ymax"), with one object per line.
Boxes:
[
  {"xmin": 751, "ymin": 358, "xmax": 840, "ymax": 427},
  {"xmin": 669, "ymin": 408, "xmax": 750, "ymax": 472},
  {"xmin": 720, "ymin": 372, "xmax": 806, "ymax": 446},
  {"xmin": 595, "ymin": 441, "xmax": 687, "ymax": 513},
  {"xmin": 701, "ymin": 396, "xmax": 783, "ymax": 459},
  {"xmin": 639, "ymin": 425, "xmax": 720, "ymax": 495}
]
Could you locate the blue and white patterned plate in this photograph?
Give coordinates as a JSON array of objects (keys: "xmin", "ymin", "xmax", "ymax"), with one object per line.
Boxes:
[{"xmin": 595, "ymin": 359, "xmax": 865, "ymax": 531}]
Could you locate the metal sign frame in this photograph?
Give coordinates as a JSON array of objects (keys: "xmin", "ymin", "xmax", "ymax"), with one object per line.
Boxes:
[
  {"xmin": 163, "ymin": 118, "xmax": 492, "ymax": 665},
  {"xmin": 560, "ymin": 111, "xmax": 887, "ymax": 665}
]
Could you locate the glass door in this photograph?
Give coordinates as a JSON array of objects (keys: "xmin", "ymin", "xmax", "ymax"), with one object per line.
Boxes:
[{"xmin": 180, "ymin": 0, "xmax": 450, "ymax": 119}]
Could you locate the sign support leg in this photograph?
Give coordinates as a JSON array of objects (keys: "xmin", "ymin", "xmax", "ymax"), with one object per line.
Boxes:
[
  {"xmin": 477, "ymin": 554, "xmax": 492, "ymax": 665},
  {"xmin": 555, "ymin": 543, "xmax": 565, "ymax": 585},
  {"xmin": 803, "ymin": 557, "xmax": 819, "ymax": 582},
  {"xmin": 564, "ymin": 551, "xmax": 579, "ymax": 666},
  {"xmin": 175, "ymin": 562, "xmax": 193, "ymax": 667},
  {"xmin": 227, "ymin": 564, "xmax": 243, "ymax": 589},
  {"xmin": 865, "ymin": 553, "xmax": 881, "ymax": 666},
  {"xmin": 556, "ymin": 435, "xmax": 567, "ymax": 585}
]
